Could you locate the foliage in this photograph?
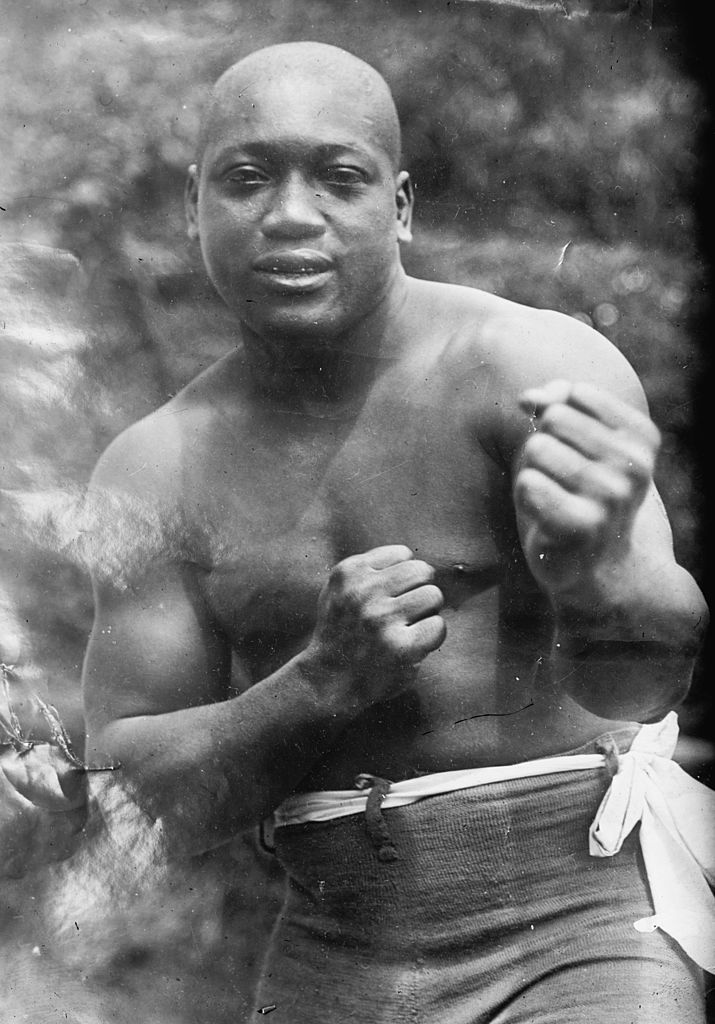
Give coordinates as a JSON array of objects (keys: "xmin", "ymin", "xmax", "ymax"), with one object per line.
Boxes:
[{"xmin": 1, "ymin": 0, "xmax": 705, "ymax": 252}]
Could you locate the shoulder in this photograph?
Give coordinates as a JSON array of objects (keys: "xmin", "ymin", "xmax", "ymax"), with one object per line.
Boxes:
[
  {"xmin": 413, "ymin": 278, "xmax": 639, "ymax": 389},
  {"xmin": 89, "ymin": 349, "xmax": 245, "ymax": 497},
  {"xmin": 83, "ymin": 351, "xmax": 244, "ymax": 587},
  {"xmin": 406, "ymin": 277, "xmax": 649, "ymax": 457}
]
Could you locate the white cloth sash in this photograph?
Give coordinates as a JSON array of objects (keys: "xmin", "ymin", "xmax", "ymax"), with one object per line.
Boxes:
[
  {"xmin": 272, "ymin": 712, "xmax": 715, "ymax": 973},
  {"xmin": 588, "ymin": 712, "xmax": 715, "ymax": 973}
]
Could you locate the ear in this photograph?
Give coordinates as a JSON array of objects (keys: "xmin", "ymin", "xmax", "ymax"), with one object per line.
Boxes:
[
  {"xmin": 395, "ymin": 171, "xmax": 413, "ymax": 244},
  {"xmin": 185, "ymin": 164, "xmax": 200, "ymax": 241}
]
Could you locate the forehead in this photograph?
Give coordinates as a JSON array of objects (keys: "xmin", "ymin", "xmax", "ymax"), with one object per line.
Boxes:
[{"xmin": 203, "ymin": 72, "xmax": 395, "ymax": 166}]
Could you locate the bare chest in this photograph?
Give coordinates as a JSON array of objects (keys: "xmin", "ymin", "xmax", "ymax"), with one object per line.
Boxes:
[{"xmin": 193, "ymin": 383, "xmax": 510, "ymax": 676}]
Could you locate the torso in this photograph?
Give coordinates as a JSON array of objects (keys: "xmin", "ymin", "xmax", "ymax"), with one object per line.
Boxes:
[{"xmin": 162, "ymin": 278, "xmax": 633, "ymax": 788}]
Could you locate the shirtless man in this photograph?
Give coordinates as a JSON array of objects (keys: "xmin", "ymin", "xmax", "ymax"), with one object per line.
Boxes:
[{"xmin": 81, "ymin": 42, "xmax": 710, "ymax": 1023}]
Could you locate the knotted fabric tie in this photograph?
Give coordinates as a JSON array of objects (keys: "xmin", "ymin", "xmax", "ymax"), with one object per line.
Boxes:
[
  {"xmin": 589, "ymin": 711, "xmax": 715, "ymax": 973},
  {"xmin": 354, "ymin": 773, "xmax": 398, "ymax": 863}
]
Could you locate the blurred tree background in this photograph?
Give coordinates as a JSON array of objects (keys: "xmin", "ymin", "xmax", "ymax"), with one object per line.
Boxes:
[{"xmin": 0, "ymin": 1, "xmax": 711, "ymax": 1021}]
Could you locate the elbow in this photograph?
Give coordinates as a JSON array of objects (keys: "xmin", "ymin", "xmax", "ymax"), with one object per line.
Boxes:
[
  {"xmin": 687, "ymin": 591, "xmax": 710, "ymax": 655},
  {"xmin": 85, "ymin": 719, "xmax": 248, "ymax": 857},
  {"xmin": 559, "ymin": 645, "xmax": 697, "ymax": 723},
  {"xmin": 661, "ymin": 571, "xmax": 709, "ymax": 656},
  {"xmin": 83, "ymin": 720, "xmax": 170, "ymax": 830}
]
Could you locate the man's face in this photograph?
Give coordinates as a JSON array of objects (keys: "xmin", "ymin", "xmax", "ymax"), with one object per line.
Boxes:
[{"xmin": 186, "ymin": 73, "xmax": 412, "ymax": 344}]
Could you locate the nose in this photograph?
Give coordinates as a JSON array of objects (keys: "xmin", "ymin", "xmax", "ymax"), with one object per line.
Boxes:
[{"xmin": 261, "ymin": 172, "xmax": 326, "ymax": 240}]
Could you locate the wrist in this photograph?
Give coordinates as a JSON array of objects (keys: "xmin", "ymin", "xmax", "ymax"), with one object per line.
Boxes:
[{"xmin": 292, "ymin": 646, "xmax": 364, "ymax": 721}]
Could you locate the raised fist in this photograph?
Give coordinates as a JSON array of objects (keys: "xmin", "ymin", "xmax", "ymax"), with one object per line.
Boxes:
[
  {"xmin": 515, "ymin": 380, "xmax": 660, "ymax": 599},
  {"xmin": 305, "ymin": 544, "xmax": 446, "ymax": 705}
]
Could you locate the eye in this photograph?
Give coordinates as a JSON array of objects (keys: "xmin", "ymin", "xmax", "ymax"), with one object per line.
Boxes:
[
  {"xmin": 224, "ymin": 165, "xmax": 270, "ymax": 187},
  {"xmin": 322, "ymin": 166, "xmax": 368, "ymax": 188}
]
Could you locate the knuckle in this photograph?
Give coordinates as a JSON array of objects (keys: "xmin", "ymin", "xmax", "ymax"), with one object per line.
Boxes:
[
  {"xmin": 393, "ymin": 544, "xmax": 414, "ymax": 561},
  {"xmin": 618, "ymin": 442, "xmax": 655, "ymax": 483},
  {"xmin": 582, "ymin": 502, "xmax": 608, "ymax": 535},
  {"xmin": 523, "ymin": 431, "xmax": 552, "ymax": 463},
  {"xmin": 608, "ymin": 476, "xmax": 632, "ymax": 505},
  {"xmin": 539, "ymin": 404, "xmax": 567, "ymax": 433},
  {"xmin": 420, "ymin": 584, "xmax": 445, "ymax": 609},
  {"xmin": 414, "ymin": 614, "xmax": 447, "ymax": 649},
  {"xmin": 647, "ymin": 420, "xmax": 662, "ymax": 451},
  {"xmin": 329, "ymin": 560, "xmax": 351, "ymax": 588},
  {"xmin": 514, "ymin": 467, "xmax": 547, "ymax": 505},
  {"xmin": 435, "ymin": 615, "xmax": 448, "ymax": 644},
  {"xmin": 325, "ymin": 573, "xmax": 366, "ymax": 615},
  {"xmin": 569, "ymin": 381, "xmax": 589, "ymax": 404},
  {"xmin": 361, "ymin": 595, "xmax": 390, "ymax": 629},
  {"xmin": 342, "ymin": 583, "xmax": 369, "ymax": 615},
  {"xmin": 632, "ymin": 446, "xmax": 656, "ymax": 481},
  {"xmin": 330, "ymin": 557, "xmax": 367, "ymax": 590},
  {"xmin": 381, "ymin": 621, "xmax": 407, "ymax": 652},
  {"xmin": 411, "ymin": 559, "xmax": 435, "ymax": 582},
  {"xmin": 622, "ymin": 413, "xmax": 661, "ymax": 456},
  {"xmin": 630, "ymin": 408, "xmax": 661, "ymax": 445},
  {"xmin": 591, "ymin": 465, "xmax": 631, "ymax": 503}
]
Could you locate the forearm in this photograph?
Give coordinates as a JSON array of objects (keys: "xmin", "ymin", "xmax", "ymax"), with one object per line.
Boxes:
[
  {"xmin": 551, "ymin": 561, "xmax": 708, "ymax": 720},
  {"xmin": 85, "ymin": 652, "xmax": 358, "ymax": 856}
]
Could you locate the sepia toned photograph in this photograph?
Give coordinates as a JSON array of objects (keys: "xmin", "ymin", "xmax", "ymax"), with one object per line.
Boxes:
[{"xmin": 1, "ymin": 1, "xmax": 712, "ymax": 1021}]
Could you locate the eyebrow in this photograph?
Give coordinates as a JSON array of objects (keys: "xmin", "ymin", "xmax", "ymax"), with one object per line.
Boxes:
[{"xmin": 211, "ymin": 141, "xmax": 380, "ymax": 167}]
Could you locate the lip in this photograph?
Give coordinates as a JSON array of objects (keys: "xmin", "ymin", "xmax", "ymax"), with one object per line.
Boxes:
[
  {"xmin": 252, "ymin": 249, "xmax": 335, "ymax": 295},
  {"xmin": 253, "ymin": 249, "xmax": 334, "ymax": 274}
]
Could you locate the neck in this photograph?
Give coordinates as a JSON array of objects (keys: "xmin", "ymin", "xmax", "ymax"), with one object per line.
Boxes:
[{"xmin": 240, "ymin": 270, "xmax": 410, "ymax": 416}]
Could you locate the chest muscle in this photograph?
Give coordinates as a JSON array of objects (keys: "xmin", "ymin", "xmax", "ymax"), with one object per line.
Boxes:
[{"xmin": 197, "ymin": 384, "xmax": 508, "ymax": 671}]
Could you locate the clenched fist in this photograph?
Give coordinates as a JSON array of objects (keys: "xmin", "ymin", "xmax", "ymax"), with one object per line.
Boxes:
[
  {"xmin": 515, "ymin": 380, "xmax": 660, "ymax": 600},
  {"xmin": 304, "ymin": 545, "xmax": 446, "ymax": 706}
]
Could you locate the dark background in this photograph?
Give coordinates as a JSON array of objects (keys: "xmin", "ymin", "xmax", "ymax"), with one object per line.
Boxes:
[{"xmin": 1, "ymin": 1, "xmax": 712, "ymax": 1020}]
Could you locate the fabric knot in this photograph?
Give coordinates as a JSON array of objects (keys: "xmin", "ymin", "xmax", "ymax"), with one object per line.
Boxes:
[
  {"xmin": 594, "ymin": 733, "xmax": 620, "ymax": 777},
  {"xmin": 588, "ymin": 714, "xmax": 715, "ymax": 974},
  {"xmin": 354, "ymin": 774, "xmax": 398, "ymax": 863}
]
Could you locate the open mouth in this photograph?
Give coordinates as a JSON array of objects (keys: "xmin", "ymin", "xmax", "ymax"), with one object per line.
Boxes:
[{"xmin": 253, "ymin": 250, "xmax": 334, "ymax": 293}]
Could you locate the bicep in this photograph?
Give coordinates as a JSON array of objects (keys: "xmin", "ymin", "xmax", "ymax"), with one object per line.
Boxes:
[{"xmin": 82, "ymin": 562, "xmax": 231, "ymax": 736}]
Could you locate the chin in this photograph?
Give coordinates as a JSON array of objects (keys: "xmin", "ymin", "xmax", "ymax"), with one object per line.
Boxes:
[{"xmin": 245, "ymin": 303, "xmax": 350, "ymax": 344}]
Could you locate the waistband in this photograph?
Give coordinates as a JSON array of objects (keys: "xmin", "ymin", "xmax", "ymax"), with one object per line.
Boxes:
[
  {"xmin": 272, "ymin": 725, "xmax": 636, "ymax": 829},
  {"xmin": 269, "ymin": 712, "xmax": 715, "ymax": 974}
]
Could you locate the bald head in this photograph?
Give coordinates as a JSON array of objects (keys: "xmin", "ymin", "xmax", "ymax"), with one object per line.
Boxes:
[{"xmin": 196, "ymin": 42, "xmax": 402, "ymax": 172}]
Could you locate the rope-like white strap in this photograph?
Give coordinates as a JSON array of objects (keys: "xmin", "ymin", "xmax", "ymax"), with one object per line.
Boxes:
[{"xmin": 273, "ymin": 751, "xmax": 605, "ymax": 826}]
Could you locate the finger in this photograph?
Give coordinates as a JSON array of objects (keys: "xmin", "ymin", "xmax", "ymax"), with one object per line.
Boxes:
[
  {"xmin": 518, "ymin": 379, "xmax": 572, "ymax": 415},
  {"xmin": 521, "ymin": 432, "xmax": 638, "ymax": 503},
  {"xmin": 393, "ymin": 584, "xmax": 444, "ymax": 623},
  {"xmin": 398, "ymin": 615, "xmax": 447, "ymax": 658},
  {"xmin": 379, "ymin": 558, "xmax": 436, "ymax": 596},
  {"xmin": 514, "ymin": 468, "xmax": 606, "ymax": 538},
  {"xmin": 357, "ymin": 545, "xmax": 414, "ymax": 570},
  {"xmin": 534, "ymin": 403, "xmax": 624, "ymax": 460},
  {"xmin": 520, "ymin": 381, "xmax": 660, "ymax": 445},
  {"xmin": 525, "ymin": 399, "xmax": 658, "ymax": 474},
  {"xmin": 567, "ymin": 382, "xmax": 657, "ymax": 438},
  {"xmin": 522, "ymin": 380, "xmax": 632, "ymax": 421}
]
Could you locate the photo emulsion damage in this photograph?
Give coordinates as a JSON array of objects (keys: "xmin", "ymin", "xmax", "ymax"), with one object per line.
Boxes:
[{"xmin": 1, "ymin": 2, "xmax": 713, "ymax": 1022}]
